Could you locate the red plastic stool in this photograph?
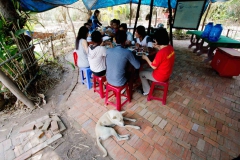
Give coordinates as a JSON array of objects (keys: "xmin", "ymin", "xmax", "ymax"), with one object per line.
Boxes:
[
  {"xmin": 147, "ymin": 80, "xmax": 169, "ymax": 105},
  {"xmin": 93, "ymin": 75, "xmax": 106, "ymax": 98},
  {"xmin": 105, "ymin": 83, "xmax": 131, "ymax": 111}
]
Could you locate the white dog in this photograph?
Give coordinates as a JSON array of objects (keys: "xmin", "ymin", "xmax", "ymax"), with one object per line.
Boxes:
[{"xmin": 95, "ymin": 110, "xmax": 140, "ymax": 157}]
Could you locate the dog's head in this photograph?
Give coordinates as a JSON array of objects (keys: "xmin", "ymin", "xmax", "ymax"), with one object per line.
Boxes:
[{"xmin": 108, "ymin": 110, "xmax": 126, "ymax": 126}]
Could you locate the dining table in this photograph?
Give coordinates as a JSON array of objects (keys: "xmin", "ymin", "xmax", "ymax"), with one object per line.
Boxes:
[
  {"xmin": 88, "ymin": 36, "xmax": 158, "ymax": 99},
  {"xmin": 126, "ymin": 46, "xmax": 158, "ymax": 99},
  {"xmin": 186, "ymin": 30, "xmax": 240, "ymax": 62}
]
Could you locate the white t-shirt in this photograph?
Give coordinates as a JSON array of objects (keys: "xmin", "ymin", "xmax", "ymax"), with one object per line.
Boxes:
[
  {"xmin": 88, "ymin": 45, "xmax": 107, "ymax": 73},
  {"xmin": 136, "ymin": 35, "xmax": 153, "ymax": 48}
]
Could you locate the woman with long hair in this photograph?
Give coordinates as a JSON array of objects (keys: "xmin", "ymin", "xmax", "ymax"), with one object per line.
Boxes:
[
  {"xmin": 75, "ymin": 26, "xmax": 89, "ymax": 68},
  {"xmin": 135, "ymin": 25, "xmax": 153, "ymax": 48},
  {"xmin": 91, "ymin": 9, "xmax": 102, "ymax": 31}
]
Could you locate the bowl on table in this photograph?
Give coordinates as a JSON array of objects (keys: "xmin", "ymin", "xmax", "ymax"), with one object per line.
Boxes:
[{"xmin": 136, "ymin": 52, "xmax": 149, "ymax": 56}]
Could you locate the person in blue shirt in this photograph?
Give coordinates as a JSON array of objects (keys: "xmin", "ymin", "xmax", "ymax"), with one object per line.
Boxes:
[
  {"xmin": 106, "ymin": 30, "xmax": 140, "ymax": 87},
  {"xmin": 90, "ymin": 10, "xmax": 102, "ymax": 31}
]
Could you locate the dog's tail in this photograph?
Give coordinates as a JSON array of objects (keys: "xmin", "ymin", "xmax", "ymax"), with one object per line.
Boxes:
[{"xmin": 96, "ymin": 137, "xmax": 107, "ymax": 157}]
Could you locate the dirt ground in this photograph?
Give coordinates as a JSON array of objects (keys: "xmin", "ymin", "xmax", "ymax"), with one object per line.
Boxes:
[{"xmin": 0, "ymin": 55, "xmax": 112, "ymax": 160}]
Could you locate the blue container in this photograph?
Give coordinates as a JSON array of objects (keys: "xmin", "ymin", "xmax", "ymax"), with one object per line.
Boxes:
[
  {"xmin": 201, "ymin": 22, "xmax": 213, "ymax": 38},
  {"xmin": 208, "ymin": 24, "xmax": 223, "ymax": 42}
]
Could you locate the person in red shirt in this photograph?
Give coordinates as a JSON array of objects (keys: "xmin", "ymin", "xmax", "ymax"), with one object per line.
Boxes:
[{"xmin": 140, "ymin": 28, "xmax": 175, "ymax": 95}]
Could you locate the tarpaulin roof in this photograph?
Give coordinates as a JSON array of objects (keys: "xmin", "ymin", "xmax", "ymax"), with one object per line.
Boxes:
[
  {"xmin": 82, "ymin": 0, "xmax": 229, "ymax": 10},
  {"xmin": 19, "ymin": 0, "xmax": 229, "ymax": 12},
  {"xmin": 20, "ymin": 0, "xmax": 78, "ymax": 12}
]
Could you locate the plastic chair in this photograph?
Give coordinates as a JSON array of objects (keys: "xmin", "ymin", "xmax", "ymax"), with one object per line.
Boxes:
[
  {"xmin": 73, "ymin": 51, "xmax": 92, "ymax": 89},
  {"xmin": 93, "ymin": 75, "xmax": 106, "ymax": 98},
  {"xmin": 147, "ymin": 80, "xmax": 169, "ymax": 105},
  {"xmin": 73, "ymin": 51, "xmax": 78, "ymax": 66},
  {"xmin": 80, "ymin": 67, "xmax": 92, "ymax": 89},
  {"xmin": 105, "ymin": 83, "xmax": 130, "ymax": 111}
]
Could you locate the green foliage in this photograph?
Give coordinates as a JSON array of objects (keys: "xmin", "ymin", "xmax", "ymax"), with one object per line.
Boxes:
[{"xmin": 207, "ymin": 1, "xmax": 240, "ymax": 25}]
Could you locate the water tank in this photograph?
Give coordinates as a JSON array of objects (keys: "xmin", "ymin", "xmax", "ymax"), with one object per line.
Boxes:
[
  {"xmin": 201, "ymin": 22, "xmax": 213, "ymax": 38},
  {"xmin": 208, "ymin": 24, "xmax": 223, "ymax": 42}
]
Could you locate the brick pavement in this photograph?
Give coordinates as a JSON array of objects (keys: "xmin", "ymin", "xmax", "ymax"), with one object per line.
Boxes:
[{"xmin": 66, "ymin": 40, "xmax": 240, "ymax": 159}]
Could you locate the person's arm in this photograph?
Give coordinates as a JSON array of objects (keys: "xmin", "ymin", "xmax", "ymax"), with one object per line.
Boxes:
[
  {"xmin": 127, "ymin": 51, "xmax": 140, "ymax": 69},
  {"xmin": 100, "ymin": 46, "xmax": 107, "ymax": 56},
  {"xmin": 93, "ymin": 19, "xmax": 102, "ymax": 26},
  {"xmin": 142, "ymin": 55, "xmax": 156, "ymax": 69},
  {"xmin": 82, "ymin": 39, "xmax": 89, "ymax": 54}
]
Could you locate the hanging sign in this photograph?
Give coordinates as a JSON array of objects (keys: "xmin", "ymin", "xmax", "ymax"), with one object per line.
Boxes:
[{"xmin": 173, "ymin": 0, "xmax": 207, "ymax": 30}]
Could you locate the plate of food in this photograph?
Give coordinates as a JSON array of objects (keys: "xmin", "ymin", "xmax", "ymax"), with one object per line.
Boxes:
[
  {"xmin": 128, "ymin": 46, "xmax": 136, "ymax": 51},
  {"xmin": 136, "ymin": 52, "xmax": 149, "ymax": 56}
]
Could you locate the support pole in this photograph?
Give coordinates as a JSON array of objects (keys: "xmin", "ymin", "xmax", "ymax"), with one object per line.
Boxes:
[
  {"xmin": 168, "ymin": 0, "xmax": 173, "ymax": 46},
  {"xmin": 147, "ymin": 0, "xmax": 154, "ymax": 35},
  {"xmin": 66, "ymin": 7, "xmax": 76, "ymax": 39},
  {"xmin": 129, "ymin": 1, "xmax": 132, "ymax": 27},
  {"xmin": 154, "ymin": 8, "xmax": 158, "ymax": 27},
  {"xmin": 0, "ymin": 70, "xmax": 34, "ymax": 109},
  {"xmin": 133, "ymin": 0, "xmax": 142, "ymax": 36},
  {"xmin": 201, "ymin": 1, "xmax": 211, "ymax": 31}
]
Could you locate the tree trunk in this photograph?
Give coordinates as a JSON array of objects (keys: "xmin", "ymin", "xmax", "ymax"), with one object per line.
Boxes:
[
  {"xmin": 0, "ymin": 70, "xmax": 34, "ymax": 109},
  {"xmin": 0, "ymin": 0, "xmax": 38, "ymax": 76},
  {"xmin": 0, "ymin": 0, "xmax": 19, "ymax": 22}
]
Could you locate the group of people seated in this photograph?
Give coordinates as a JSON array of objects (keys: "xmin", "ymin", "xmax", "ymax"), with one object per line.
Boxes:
[{"xmin": 74, "ymin": 10, "xmax": 175, "ymax": 96}]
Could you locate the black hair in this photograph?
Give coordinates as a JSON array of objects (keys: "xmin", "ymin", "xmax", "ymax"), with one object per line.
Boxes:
[
  {"xmin": 119, "ymin": 23, "xmax": 127, "ymax": 30},
  {"xmin": 115, "ymin": 30, "xmax": 127, "ymax": 44},
  {"xmin": 94, "ymin": 10, "xmax": 100, "ymax": 16},
  {"xmin": 136, "ymin": 25, "xmax": 146, "ymax": 38},
  {"xmin": 87, "ymin": 19, "xmax": 92, "ymax": 24},
  {"xmin": 154, "ymin": 28, "xmax": 169, "ymax": 45},
  {"xmin": 112, "ymin": 19, "xmax": 120, "ymax": 25},
  {"xmin": 116, "ymin": 19, "xmax": 120, "ymax": 25},
  {"xmin": 84, "ymin": 23, "xmax": 89, "ymax": 27},
  {"xmin": 91, "ymin": 31, "xmax": 102, "ymax": 44},
  {"xmin": 76, "ymin": 26, "xmax": 89, "ymax": 49}
]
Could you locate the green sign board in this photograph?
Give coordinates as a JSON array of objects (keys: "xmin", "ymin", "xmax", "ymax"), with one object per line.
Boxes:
[{"xmin": 173, "ymin": 0, "xmax": 207, "ymax": 30}]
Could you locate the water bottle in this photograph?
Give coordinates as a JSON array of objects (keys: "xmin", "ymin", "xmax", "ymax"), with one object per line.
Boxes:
[
  {"xmin": 208, "ymin": 24, "xmax": 223, "ymax": 42},
  {"xmin": 201, "ymin": 22, "xmax": 213, "ymax": 38}
]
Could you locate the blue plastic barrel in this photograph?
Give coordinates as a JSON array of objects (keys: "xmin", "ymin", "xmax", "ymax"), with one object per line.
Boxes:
[
  {"xmin": 201, "ymin": 22, "xmax": 213, "ymax": 38},
  {"xmin": 208, "ymin": 24, "xmax": 223, "ymax": 42}
]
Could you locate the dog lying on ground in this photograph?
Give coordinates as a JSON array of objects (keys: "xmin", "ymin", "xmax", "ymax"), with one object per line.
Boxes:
[{"xmin": 95, "ymin": 110, "xmax": 140, "ymax": 157}]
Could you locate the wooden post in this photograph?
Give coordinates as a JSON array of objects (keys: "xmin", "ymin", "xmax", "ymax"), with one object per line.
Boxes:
[
  {"xmin": 129, "ymin": 1, "xmax": 132, "ymax": 27},
  {"xmin": 147, "ymin": 0, "xmax": 154, "ymax": 35},
  {"xmin": 0, "ymin": 70, "xmax": 34, "ymax": 109},
  {"xmin": 133, "ymin": 0, "xmax": 142, "ymax": 36},
  {"xmin": 66, "ymin": 7, "xmax": 76, "ymax": 39},
  {"xmin": 201, "ymin": 1, "xmax": 211, "ymax": 31},
  {"xmin": 50, "ymin": 36, "xmax": 55, "ymax": 59},
  {"xmin": 154, "ymin": 8, "xmax": 158, "ymax": 27},
  {"xmin": 168, "ymin": 0, "xmax": 173, "ymax": 46}
]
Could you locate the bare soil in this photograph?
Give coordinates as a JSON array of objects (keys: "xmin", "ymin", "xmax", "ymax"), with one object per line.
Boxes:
[{"xmin": 0, "ymin": 55, "xmax": 111, "ymax": 160}]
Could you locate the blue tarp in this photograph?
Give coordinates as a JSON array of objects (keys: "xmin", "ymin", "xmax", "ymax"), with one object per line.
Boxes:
[
  {"xmin": 20, "ymin": 0, "xmax": 78, "ymax": 12},
  {"xmin": 82, "ymin": 0, "xmax": 229, "ymax": 10},
  {"xmin": 19, "ymin": 0, "xmax": 229, "ymax": 12},
  {"xmin": 82, "ymin": 0, "xmax": 177, "ymax": 10}
]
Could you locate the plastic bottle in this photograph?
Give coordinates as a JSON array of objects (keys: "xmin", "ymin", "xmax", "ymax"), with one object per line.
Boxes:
[
  {"xmin": 208, "ymin": 24, "xmax": 223, "ymax": 42},
  {"xmin": 201, "ymin": 22, "xmax": 213, "ymax": 38}
]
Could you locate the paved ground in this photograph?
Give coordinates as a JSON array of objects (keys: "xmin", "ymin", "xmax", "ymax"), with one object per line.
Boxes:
[{"xmin": 66, "ymin": 40, "xmax": 240, "ymax": 160}]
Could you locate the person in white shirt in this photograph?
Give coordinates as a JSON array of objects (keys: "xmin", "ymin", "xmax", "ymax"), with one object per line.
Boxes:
[
  {"xmin": 135, "ymin": 25, "xmax": 153, "ymax": 48},
  {"xmin": 75, "ymin": 26, "xmax": 89, "ymax": 68},
  {"xmin": 119, "ymin": 23, "xmax": 133, "ymax": 46},
  {"xmin": 88, "ymin": 31, "xmax": 107, "ymax": 77}
]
